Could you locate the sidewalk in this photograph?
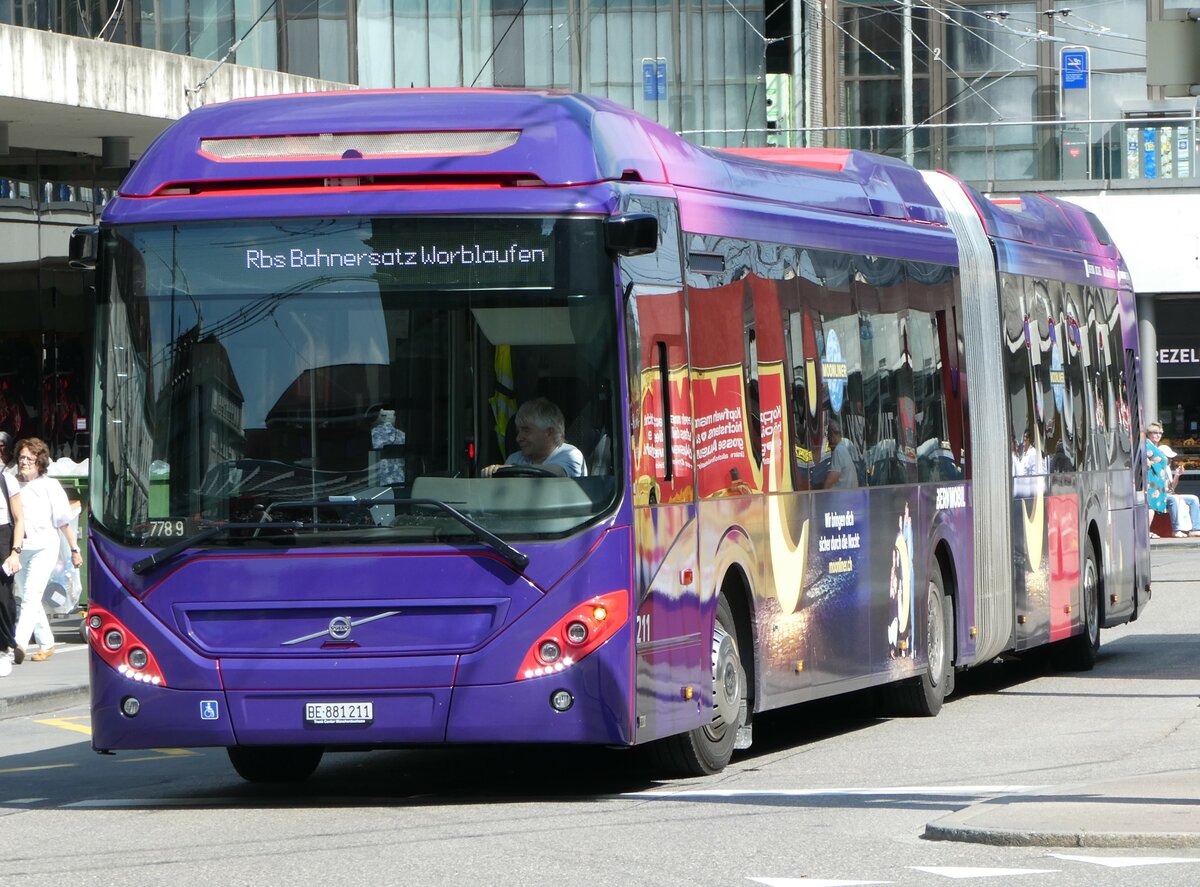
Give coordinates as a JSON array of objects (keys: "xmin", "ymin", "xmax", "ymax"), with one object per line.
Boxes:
[
  {"xmin": 0, "ymin": 614, "xmax": 90, "ymax": 720},
  {"xmin": 925, "ymin": 771, "xmax": 1200, "ymax": 848}
]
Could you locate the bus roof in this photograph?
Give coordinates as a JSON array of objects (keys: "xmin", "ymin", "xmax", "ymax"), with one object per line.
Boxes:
[
  {"xmin": 115, "ymin": 90, "xmax": 946, "ymax": 226},
  {"xmin": 961, "ymin": 184, "xmax": 1123, "ymax": 264}
]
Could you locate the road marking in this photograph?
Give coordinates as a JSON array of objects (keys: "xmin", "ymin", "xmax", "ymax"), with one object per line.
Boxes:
[
  {"xmin": 28, "ymin": 718, "xmax": 193, "ymax": 763},
  {"xmin": 910, "ymin": 868, "xmax": 1058, "ymax": 879},
  {"xmin": 119, "ymin": 749, "xmax": 200, "ymax": 763},
  {"xmin": 33, "ymin": 716, "xmax": 92, "ymax": 736},
  {"xmin": 751, "ymin": 880, "xmax": 892, "ymax": 886},
  {"xmin": 1048, "ymin": 854, "xmax": 1200, "ymax": 868},
  {"xmin": 0, "ymin": 763, "xmax": 76, "ymax": 775},
  {"xmin": 64, "ymin": 798, "xmax": 247, "ymax": 808},
  {"xmin": 620, "ymin": 785, "xmax": 1037, "ymax": 800},
  {"xmin": 5, "ymin": 798, "xmax": 48, "ymax": 804}
]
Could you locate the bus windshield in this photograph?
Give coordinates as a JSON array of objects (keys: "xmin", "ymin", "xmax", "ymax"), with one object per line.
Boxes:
[{"xmin": 92, "ymin": 216, "xmax": 622, "ymax": 548}]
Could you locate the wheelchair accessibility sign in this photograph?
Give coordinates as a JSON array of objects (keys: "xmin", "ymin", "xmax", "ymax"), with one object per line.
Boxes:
[{"xmin": 200, "ymin": 700, "xmax": 220, "ymax": 720}]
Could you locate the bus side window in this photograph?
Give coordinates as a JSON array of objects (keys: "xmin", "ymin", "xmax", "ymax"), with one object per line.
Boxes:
[
  {"xmin": 1062, "ymin": 284, "xmax": 1089, "ymax": 470},
  {"xmin": 913, "ymin": 309, "xmax": 950, "ymax": 482},
  {"xmin": 1001, "ymin": 273, "xmax": 1035, "ymax": 482},
  {"xmin": 743, "ymin": 285, "xmax": 761, "ymax": 466}
]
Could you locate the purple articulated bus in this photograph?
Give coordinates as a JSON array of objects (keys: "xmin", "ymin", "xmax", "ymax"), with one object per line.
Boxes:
[{"xmin": 73, "ymin": 90, "xmax": 1151, "ymax": 782}]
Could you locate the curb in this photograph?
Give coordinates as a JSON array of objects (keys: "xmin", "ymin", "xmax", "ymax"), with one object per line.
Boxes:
[
  {"xmin": 924, "ymin": 820, "xmax": 1200, "ymax": 849},
  {"xmin": 0, "ymin": 683, "xmax": 90, "ymax": 721}
]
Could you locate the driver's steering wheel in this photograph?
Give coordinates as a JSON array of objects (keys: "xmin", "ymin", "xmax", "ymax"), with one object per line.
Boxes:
[{"xmin": 493, "ymin": 465, "xmax": 557, "ymax": 478}]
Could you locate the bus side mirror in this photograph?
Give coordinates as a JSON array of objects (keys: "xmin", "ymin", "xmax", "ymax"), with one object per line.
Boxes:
[
  {"xmin": 70, "ymin": 226, "xmax": 99, "ymax": 270},
  {"xmin": 606, "ymin": 213, "xmax": 657, "ymax": 257}
]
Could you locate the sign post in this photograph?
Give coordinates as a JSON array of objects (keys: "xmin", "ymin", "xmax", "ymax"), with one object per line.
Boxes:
[{"xmin": 1059, "ymin": 46, "xmax": 1091, "ymax": 179}]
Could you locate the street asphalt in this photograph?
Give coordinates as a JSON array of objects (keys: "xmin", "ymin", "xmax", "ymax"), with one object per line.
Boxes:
[{"xmin": 2, "ymin": 538, "xmax": 1198, "ymax": 847}]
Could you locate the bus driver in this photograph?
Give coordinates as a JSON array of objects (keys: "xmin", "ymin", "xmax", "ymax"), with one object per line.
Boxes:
[{"xmin": 481, "ymin": 397, "xmax": 587, "ymax": 478}]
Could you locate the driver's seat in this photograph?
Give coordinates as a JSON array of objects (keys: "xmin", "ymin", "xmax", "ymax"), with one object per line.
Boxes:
[{"xmin": 588, "ymin": 432, "xmax": 612, "ymax": 476}]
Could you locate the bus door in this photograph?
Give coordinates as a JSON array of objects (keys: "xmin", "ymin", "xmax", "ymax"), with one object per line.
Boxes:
[
  {"xmin": 626, "ymin": 282, "xmax": 702, "ymax": 739},
  {"xmin": 620, "ymin": 199, "xmax": 705, "ymax": 742}
]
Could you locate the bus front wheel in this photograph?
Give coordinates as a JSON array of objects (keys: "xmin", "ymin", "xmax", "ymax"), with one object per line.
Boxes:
[
  {"xmin": 651, "ymin": 595, "xmax": 746, "ymax": 777},
  {"xmin": 227, "ymin": 746, "xmax": 324, "ymax": 783}
]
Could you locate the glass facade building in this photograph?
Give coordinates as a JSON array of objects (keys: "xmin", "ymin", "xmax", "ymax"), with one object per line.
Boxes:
[
  {"xmin": 0, "ymin": 0, "xmax": 781, "ymax": 457},
  {"xmin": 0, "ymin": 0, "xmax": 1190, "ymax": 461},
  {"xmin": 832, "ymin": 0, "xmax": 1154, "ymax": 181},
  {"xmin": 1, "ymin": 0, "xmax": 773, "ymax": 143}
]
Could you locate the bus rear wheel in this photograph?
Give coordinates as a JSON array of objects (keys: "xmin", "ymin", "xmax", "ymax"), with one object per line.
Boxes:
[
  {"xmin": 1056, "ymin": 538, "xmax": 1100, "ymax": 671},
  {"xmin": 227, "ymin": 746, "xmax": 324, "ymax": 783},
  {"xmin": 651, "ymin": 595, "xmax": 746, "ymax": 776}
]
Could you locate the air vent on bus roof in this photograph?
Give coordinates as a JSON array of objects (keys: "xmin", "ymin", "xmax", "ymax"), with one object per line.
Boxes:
[{"xmin": 199, "ymin": 130, "xmax": 521, "ymax": 161}]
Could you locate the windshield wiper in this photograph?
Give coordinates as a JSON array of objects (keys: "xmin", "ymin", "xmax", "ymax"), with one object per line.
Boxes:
[
  {"xmin": 266, "ymin": 497, "xmax": 530, "ymax": 570},
  {"xmin": 131, "ymin": 520, "xmax": 305, "ymax": 575}
]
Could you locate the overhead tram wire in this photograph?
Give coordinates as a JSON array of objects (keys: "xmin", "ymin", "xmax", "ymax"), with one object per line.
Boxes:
[
  {"xmin": 879, "ymin": 7, "xmax": 1037, "ymax": 156},
  {"xmin": 839, "ymin": 0, "xmax": 1140, "ymax": 156},
  {"xmin": 833, "ymin": 0, "xmax": 1023, "ymax": 153},
  {"xmin": 469, "ymin": 0, "xmax": 535, "ymax": 88},
  {"xmin": 94, "ymin": 0, "xmax": 126, "ymax": 41},
  {"xmin": 189, "ymin": 0, "xmax": 288, "ymax": 107},
  {"xmin": 911, "ymin": 0, "xmax": 1148, "ymax": 125},
  {"xmin": 938, "ymin": 0, "xmax": 1144, "ymax": 57},
  {"xmin": 819, "ymin": 4, "xmax": 898, "ymax": 73},
  {"xmin": 723, "ymin": 0, "xmax": 788, "ymax": 147}
]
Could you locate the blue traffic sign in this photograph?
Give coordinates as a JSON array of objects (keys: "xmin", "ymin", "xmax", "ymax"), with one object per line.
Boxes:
[
  {"xmin": 642, "ymin": 58, "xmax": 667, "ymax": 101},
  {"xmin": 1062, "ymin": 48, "xmax": 1089, "ymax": 90}
]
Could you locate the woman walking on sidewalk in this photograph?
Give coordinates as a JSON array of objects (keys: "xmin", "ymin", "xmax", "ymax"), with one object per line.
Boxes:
[
  {"xmin": 12, "ymin": 437, "xmax": 82, "ymax": 663},
  {"xmin": 0, "ymin": 432, "xmax": 25, "ymax": 676}
]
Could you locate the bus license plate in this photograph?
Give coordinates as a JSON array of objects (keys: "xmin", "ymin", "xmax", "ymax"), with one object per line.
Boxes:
[{"xmin": 304, "ymin": 701, "xmax": 373, "ymax": 725}]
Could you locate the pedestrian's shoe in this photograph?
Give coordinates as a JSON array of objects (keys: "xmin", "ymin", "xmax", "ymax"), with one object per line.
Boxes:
[
  {"xmin": 0, "ymin": 656, "xmax": 10, "ymax": 677},
  {"xmin": 30, "ymin": 646, "xmax": 55, "ymax": 662},
  {"xmin": 13, "ymin": 646, "xmax": 24, "ymax": 665}
]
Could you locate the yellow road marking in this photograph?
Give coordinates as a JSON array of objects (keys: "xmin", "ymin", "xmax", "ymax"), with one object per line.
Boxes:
[
  {"xmin": 25, "ymin": 717, "xmax": 196, "ymax": 764},
  {"xmin": 33, "ymin": 716, "xmax": 92, "ymax": 736},
  {"xmin": 0, "ymin": 763, "xmax": 77, "ymax": 774},
  {"xmin": 119, "ymin": 749, "xmax": 199, "ymax": 763}
]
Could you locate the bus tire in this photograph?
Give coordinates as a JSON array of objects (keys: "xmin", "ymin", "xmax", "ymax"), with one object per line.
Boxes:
[
  {"xmin": 650, "ymin": 595, "xmax": 746, "ymax": 776},
  {"xmin": 227, "ymin": 746, "xmax": 324, "ymax": 783},
  {"xmin": 1056, "ymin": 538, "xmax": 1100, "ymax": 671},
  {"xmin": 885, "ymin": 565, "xmax": 952, "ymax": 717}
]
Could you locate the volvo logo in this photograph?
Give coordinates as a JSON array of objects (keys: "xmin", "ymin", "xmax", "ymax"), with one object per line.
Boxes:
[{"xmin": 282, "ymin": 610, "xmax": 401, "ymax": 646}]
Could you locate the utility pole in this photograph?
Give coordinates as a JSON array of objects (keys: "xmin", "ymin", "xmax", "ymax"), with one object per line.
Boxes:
[{"xmin": 902, "ymin": 0, "xmax": 914, "ymax": 164}]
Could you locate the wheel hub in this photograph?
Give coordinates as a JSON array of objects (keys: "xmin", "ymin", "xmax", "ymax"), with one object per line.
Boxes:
[
  {"xmin": 926, "ymin": 584, "xmax": 944, "ymax": 687},
  {"xmin": 705, "ymin": 626, "xmax": 741, "ymax": 741}
]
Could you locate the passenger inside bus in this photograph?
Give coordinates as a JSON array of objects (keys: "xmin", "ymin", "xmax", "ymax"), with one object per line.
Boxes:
[
  {"xmin": 480, "ymin": 398, "xmax": 587, "ymax": 478},
  {"xmin": 370, "ymin": 408, "xmax": 406, "ymax": 487},
  {"xmin": 823, "ymin": 420, "xmax": 860, "ymax": 489}
]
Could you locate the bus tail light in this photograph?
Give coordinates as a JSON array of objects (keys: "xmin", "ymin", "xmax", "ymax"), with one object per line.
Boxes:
[
  {"xmin": 516, "ymin": 590, "xmax": 628, "ymax": 680},
  {"xmin": 86, "ymin": 605, "xmax": 168, "ymax": 687}
]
